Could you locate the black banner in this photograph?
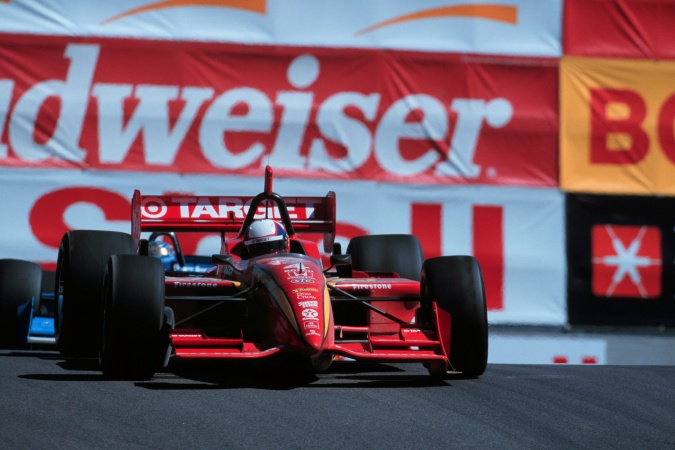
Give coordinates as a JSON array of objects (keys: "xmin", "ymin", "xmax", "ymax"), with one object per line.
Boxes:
[{"xmin": 567, "ymin": 193, "xmax": 675, "ymax": 326}]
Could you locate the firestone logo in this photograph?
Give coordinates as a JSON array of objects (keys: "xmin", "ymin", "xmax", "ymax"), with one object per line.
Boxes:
[
  {"xmin": 172, "ymin": 281, "xmax": 218, "ymax": 288},
  {"xmin": 591, "ymin": 224, "xmax": 662, "ymax": 299}
]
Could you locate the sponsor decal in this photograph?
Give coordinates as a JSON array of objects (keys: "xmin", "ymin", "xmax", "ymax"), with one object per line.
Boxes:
[
  {"xmin": 341, "ymin": 283, "xmax": 392, "ymax": 290},
  {"xmin": 140, "ymin": 196, "xmax": 317, "ymax": 220},
  {"xmin": 173, "ymin": 281, "xmax": 218, "ymax": 288},
  {"xmin": 284, "ymin": 267, "xmax": 315, "ymax": 279},
  {"xmin": 297, "ymin": 300, "xmax": 318, "ymax": 308},
  {"xmin": 591, "ymin": 224, "xmax": 662, "ymax": 299},
  {"xmin": 301, "ymin": 308, "xmax": 319, "ymax": 319},
  {"xmin": 249, "ymin": 236, "xmax": 274, "ymax": 244},
  {"xmin": 264, "ymin": 258, "xmax": 306, "ymax": 266},
  {"xmin": 402, "ymin": 328, "xmax": 433, "ymax": 334},
  {"xmin": 290, "ymin": 279, "xmax": 315, "ymax": 284},
  {"xmin": 141, "ymin": 196, "xmax": 167, "ymax": 219},
  {"xmin": 293, "ymin": 287, "xmax": 320, "ymax": 301},
  {"xmin": 292, "ymin": 287, "xmax": 319, "ymax": 294},
  {"xmin": 304, "ymin": 321, "xmax": 319, "ymax": 330}
]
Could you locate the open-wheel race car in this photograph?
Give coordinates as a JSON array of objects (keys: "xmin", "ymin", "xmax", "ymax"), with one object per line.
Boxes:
[
  {"xmin": 54, "ymin": 166, "xmax": 488, "ymax": 380},
  {"xmin": 0, "ymin": 260, "xmax": 55, "ymax": 349}
]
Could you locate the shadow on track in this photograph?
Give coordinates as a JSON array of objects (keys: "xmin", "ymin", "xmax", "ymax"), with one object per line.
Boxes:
[
  {"xmin": 0, "ymin": 350, "xmax": 60, "ymax": 359},
  {"xmin": 19, "ymin": 373, "xmax": 106, "ymax": 382},
  {"xmin": 136, "ymin": 361, "xmax": 452, "ymax": 390},
  {"xmin": 12, "ymin": 352, "xmax": 457, "ymax": 390}
]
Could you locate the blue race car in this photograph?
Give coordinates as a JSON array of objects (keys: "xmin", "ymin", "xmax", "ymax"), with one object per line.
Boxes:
[
  {"xmin": 0, "ymin": 238, "xmax": 210, "ymax": 350},
  {"xmin": 0, "ymin": 259, "xmax": 55, "ymax": 349}
]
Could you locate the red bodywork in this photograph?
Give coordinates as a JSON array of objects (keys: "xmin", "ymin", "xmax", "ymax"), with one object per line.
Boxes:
[{"xmin": 131, "ymin": 166, "xmax": 452, "ymax": 371}]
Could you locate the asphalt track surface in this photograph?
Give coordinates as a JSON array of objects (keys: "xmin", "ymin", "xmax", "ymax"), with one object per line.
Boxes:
[{"xmin": 2, "ymin": 350, "xmax": 674, "ymax": 449}]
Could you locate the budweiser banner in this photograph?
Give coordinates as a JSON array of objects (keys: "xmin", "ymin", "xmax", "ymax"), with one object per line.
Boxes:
[
  {"xmin": 566, "ymin": 193, "xmax": 675, "ymax": 327},
  {"xmin": 0, "ymin": 168, "xmax": 566, "ymax": 325},
  {"xmin": 560, "ymin": 56, "xmax": 675, "ymax": 195},
  {"xmin": 0, "ymin": 0, "xmax": 562, "ymax": 57},
  {"xmin": 0, "ymin": 35, "xmax": 559, "ymax": 187}
]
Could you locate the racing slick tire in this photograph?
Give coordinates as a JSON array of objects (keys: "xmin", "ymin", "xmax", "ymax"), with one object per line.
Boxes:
[
  {"xmin": 347, "ymin": 234, "xmax": 424, "ymax": 281},
  {"xmin": 421, "ymin": 256, "xmax": 488, "ymax": 378},
  {"xmin": 99, "ymin": 254, "xmax": 166, "ymax": 380},
  {"xmin": 55, "ymin": 230, "xmax": 136, "ymax": 357},
  {"xmin": 0, "ymin": 259, "xmax": 42, "ymax": 349}
]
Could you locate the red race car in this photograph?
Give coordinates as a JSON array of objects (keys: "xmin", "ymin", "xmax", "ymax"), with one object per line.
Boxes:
[{"xmin": 54, "ymin": 166, "xmax": 488, "ymax": 379}]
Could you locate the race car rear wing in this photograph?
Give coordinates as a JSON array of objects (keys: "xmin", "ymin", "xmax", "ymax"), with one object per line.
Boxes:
[{"xmin": 131, "ymin": 189, "xmax": 337, "ymax": 252}]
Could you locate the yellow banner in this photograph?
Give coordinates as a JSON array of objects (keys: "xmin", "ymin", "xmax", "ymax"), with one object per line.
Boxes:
[{"xmin": 561, "ymin": 57, "xmax": 675, "ymax": 195}]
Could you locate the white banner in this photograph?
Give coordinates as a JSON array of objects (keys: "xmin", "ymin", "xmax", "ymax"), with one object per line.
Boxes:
[
  {"xmin": 489, "ymin": 335, "xmax": 607, "ymax": 365},
  {"xmin": 0, "ymin": 0, "xmax": 562, "ymax": 57},
  {"xmin": 0, "ymin": 168, "xmax": 566, "ymax": 325}
]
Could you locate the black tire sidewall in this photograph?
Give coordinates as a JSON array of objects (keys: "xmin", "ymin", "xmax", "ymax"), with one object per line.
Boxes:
[
  {"xmin": 99, "ymin": 254, "xmax": 165, "ymax": 380},
  {"xmin": 55, "ymin": 230, "xmax": 136, "ymax": 357},
  {"xmin": 421, "ymin": 255, "xmax": 488, "ymax": 377}
]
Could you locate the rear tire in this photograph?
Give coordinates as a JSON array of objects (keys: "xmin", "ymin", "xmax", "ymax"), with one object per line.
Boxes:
[
  {"xmin": 347, "ymin": 234, "xmax": 424, "ymax": 281},
  {"xmin": 55, "ymin": 230, "xmax": 136, "ymax": 357},
  {"xmin": 99, "ymin": 255, "xmax": 166, "ymax": 380},
  {"xmin": 421, "ymin": 256, "xmax": 488, "ymax": 377},
  {"xmin": 0, "ymin": 259, "xmax": 42, "ymax": 349}
]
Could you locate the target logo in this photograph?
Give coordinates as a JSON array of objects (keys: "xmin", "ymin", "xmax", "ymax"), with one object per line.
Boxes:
[
  {"xmin": 591, "ymin": 225, "xmax": 662, "ymax": 298},
  {"xmin": 141, "ymin": 197, "xmax": 168, "ymax": 219}
]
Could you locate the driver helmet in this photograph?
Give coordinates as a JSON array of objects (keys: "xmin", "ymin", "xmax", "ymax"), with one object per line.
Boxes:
[
  {"xmin": 244, "ymin": 219, "xmax": 289, "ymax": 257},
  {"xmin": 148, "ymin": 239, "xmax": 177, "ymax": 270}
]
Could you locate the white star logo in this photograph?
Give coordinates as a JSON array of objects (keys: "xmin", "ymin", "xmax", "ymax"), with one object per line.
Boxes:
[{"xmin": 592, "ymin": 225, "xmax": 661, "ymax": 298}]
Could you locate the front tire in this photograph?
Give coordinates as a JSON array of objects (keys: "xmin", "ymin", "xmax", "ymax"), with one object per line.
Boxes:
[
  {"xmin": 55, "ymin": 230, "xmax": 136, "ymax": 357},
  {"xmin": 421, "ymin": 256, "xmax": 488, "ymax": 377},
  {"xmin": 0, "ymin": 259, "xmax": 42, "ymax": 349},
  {"xmin": 99, "ymin": 255, "xmax": 166, "ymax": 380}
]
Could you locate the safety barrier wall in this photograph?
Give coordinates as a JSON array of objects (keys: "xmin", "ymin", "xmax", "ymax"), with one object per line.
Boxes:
[{"xmin": 1, "ymin": 0, "xmax": 672, "ymax": 326}]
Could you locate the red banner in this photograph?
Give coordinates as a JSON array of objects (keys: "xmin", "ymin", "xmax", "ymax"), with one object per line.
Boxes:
[
  {"xmin": 564, "ymin": 0, "xmax": 675, "ymax": 59},
  {"xmin": 0, "ymin": 33, "xmax": 558, "ymax": 187}
]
